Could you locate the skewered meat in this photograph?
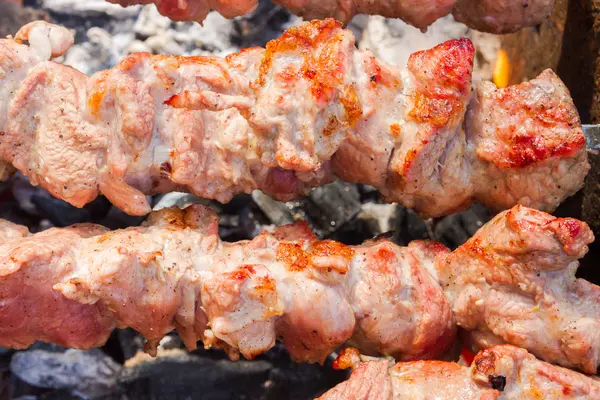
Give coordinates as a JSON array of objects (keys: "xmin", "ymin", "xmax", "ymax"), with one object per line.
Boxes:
[
  {"xmin": 0, "ymin": 20, "xmax": 588, "ymax": 217},
  {"xmin": 0, "ymin": 203, "xmax": 455, "ymax": 363},
  {"xmin": 435, "ymin": 205, "xmax": 599, "ymax": 374},
  {"xmin": 319, "ymin": 345, "xmax": 600, "ymax": 399},
  {"xmin": 0, "ymin": 204, "xmax": 596, "ymax": 369},
  {"xmin": 107, "ymin": 0, "xmax": 554, "ymax": 34}
]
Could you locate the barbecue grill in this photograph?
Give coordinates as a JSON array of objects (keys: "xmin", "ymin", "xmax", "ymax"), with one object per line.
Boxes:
[{"xmin": 0, "ymin": 0, "xmax": 598, "ymax": 399}]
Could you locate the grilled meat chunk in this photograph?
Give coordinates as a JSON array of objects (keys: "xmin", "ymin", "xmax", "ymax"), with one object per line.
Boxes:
[
  {"xmin": 436, "ymin": 205, "xmax": 598, "ymax": 374},
  {"xmin": 0, "ymin": 204, "xmax": 454, "ymax": 363},
  {"xmin": 0, "ymin": 20, "xmax": 588, "ymax": 217},
  {"xmin": 0, "ymin": 204, "xmax": 596, "ymax": 371},
  {"xmin": 319, "ymin": 345, "xmax": 600, "ymax": 399}
]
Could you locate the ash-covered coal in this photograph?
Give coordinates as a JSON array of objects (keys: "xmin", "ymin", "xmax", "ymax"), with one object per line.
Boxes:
[{"xmin": 9, "ymin": 346, "xmax": 121, "ymax": 399}]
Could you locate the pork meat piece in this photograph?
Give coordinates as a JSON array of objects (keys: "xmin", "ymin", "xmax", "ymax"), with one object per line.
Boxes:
[
  {"xmin": 435, "ymin": 205, "xmax": 598, "ymax": 373},
  {"xmin": 467, "ymin": 69, "xmax": 588, "ymax": 214},
  {"xmin": 0, "ymin": 204, "xmax": 454, "ymax": 363},
  {"xmin": 319, "ymin": 345, "xmax": 600, "ymax": 399},
  {"xmin": 0, "ymin": 20, "xmax": 588, "ymax": 217}
]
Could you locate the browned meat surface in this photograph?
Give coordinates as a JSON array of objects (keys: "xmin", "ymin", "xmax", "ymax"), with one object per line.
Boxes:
[
  {"xmin": 435, "ymin": 205, "xmax": 599, "ymax": 374},
  {"xmin": 0, "ymin": 204, "xmax": 455, "ymax": 363},
  {"xmin": 319, "ymin": 345, "xmax": 600, "ymax": 399},
  {"xmin": 467, "ymin": 70, "xmax": 589, "ymax": 212},
  {"xmin": 105, "ymin": 0, "xmax": 554, "ymax": 33},
  {"xmin": 1, "ymin": 204, "xmax": 597, "ymax": 371},
  {"xmin": 0, "ymin": 20, "xmax": 588, "ymax": 217}
]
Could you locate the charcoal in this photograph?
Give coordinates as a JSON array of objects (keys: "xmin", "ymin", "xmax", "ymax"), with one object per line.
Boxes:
[
  {"xmin": 581, "ymin": 152, "xmax": 600, "ymax": 273},
  {"xmin": 10, "ymin": 348, "xmax": 122, "ymax": 398},
  {"xmin": 395, "ymin": 208, "xmax": 431, "ymax": 245},
  {"xmin": 251, "ymin": 182, "xmax": 362, "ymax": 238},
  {"xmin": 433, "ymin": 204, "xmax": 492, "ymax": 249},
  {"xmin": 221, "ymin": 205, "xmax": 266, "ymax": 241},
  {"xmin": 259, "ymin": 344, "xmax": 347, "ymax": 400},
  {"xmin": 118, "ymin": 343, "xmax": 346, "ymax": 400},
  {"xmin": 9, "ymin": 176, "xmax": 112, "ymax": 228},
  {"xmin": 358, "ymin": 202, "xmax": 400, "ymax": 237},
  {"xmin": 117, "ymin": 330, "xmax": 146, "ymax": 362},
  {"xmin": 12, "ymin": 175, "xmax": 46, "ymax": 216},
  {"xmin": 251, "ymin": 191, "xmax": 295, "ymax": 226},
  {"xmin": 117, "ymin": 331, "xmax": 186, "ymax": 364},
  {"xmin": 460, "ymin": 204, "xmax": 491, "ymax": 236},
  {"xmin": 30, "ymin": 194, "xmax": 112, "ymax": 227},
  {"xmin": 152, "ymin": 192, "xmax": 210, "ymax": 210},
  {"xmin": 303, "ymin": 181, "xmax": 361, "ymax": 237},
  {"xmin": 231, "ymin": 0, "xmax": 292, "ymax": 48},
  {"xmin": 433, "ymin": 214, "xmax": 470, "ymax": 249},
  {"xmin": 119, "ymin": 349, "xmax": 272, "ymax": 400},
  {"xmin": 98, "ymin": 206, "xmax": 148, "ymax": 230},
  {"xmin": 357, "ymin": 184, "xmax": 381, "ymax": 202}
]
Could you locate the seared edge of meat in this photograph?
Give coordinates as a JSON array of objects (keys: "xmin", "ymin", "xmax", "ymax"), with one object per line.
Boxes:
[
  {"xmin": 0, "ymin": 20, "xmax": 588, "ymax": 217},
  {"xmin": 436, "ymin": 205, "xmax": 598, "ymax": 373},
  {"xmin": 0, "ymin": 204, "xmax": 454, "ymax": 363},
  {"xmin": 319, "ymin": 345, "xmax": 600, "ymax": 399}
]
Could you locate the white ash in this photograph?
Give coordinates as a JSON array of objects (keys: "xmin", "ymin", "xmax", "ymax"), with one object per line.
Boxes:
[
  {"xmin": 358, "ymin": 202, "xmax": 399, "ymax": 235},
  {"xmin": 52, "ymin": 4, "xmax": 243, "ymax": 75},
  {"xmin": 10, "ymin": 348, "xmax": 122, "ymax": 398},
  {"xmin": 62, "ymin": 26, "xmax": 125, "ymax": 75}
]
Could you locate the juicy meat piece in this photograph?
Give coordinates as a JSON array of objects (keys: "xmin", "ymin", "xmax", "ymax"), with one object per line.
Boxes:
[
  {"xmin": 0, "ymin": 20, "xmax": 588, "ymax": 217},
  {"xmin": 319, "ymin": 345, "xmax": 600, "ymax": 399},
  {"xmin": 467, "ymin": 70, "xmax": 588, "ymax": 213},
  {"xmin": 435, "ymin": 205, "xmax": 599, "ymax": 373},
  {"xmin": 0, "ymin": 204, "xmax": 454, "ymax": 363},
  {"xmin": 471, "ymin": 346, "xmax": 600, "ymax": 399},
  {"xmin": 105, "ymin": 0, "xmax": 554, "ymax": 33}
]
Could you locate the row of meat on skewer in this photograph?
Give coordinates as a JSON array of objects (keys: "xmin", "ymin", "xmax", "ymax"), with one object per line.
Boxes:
[
  {"xmin": 112, "ymin": 0, "xmax": 555, "ymax": 34},
  {"xmin": 0, "ymin": 20, "xmax": 589, "ymax": 218},
  {"xmin": 0, "ymin": 203, "xmax": 598, "ymax": 398},
  {"xmin": 0, "ymin": 17, "xmax": 598, "ymax": 400}
]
